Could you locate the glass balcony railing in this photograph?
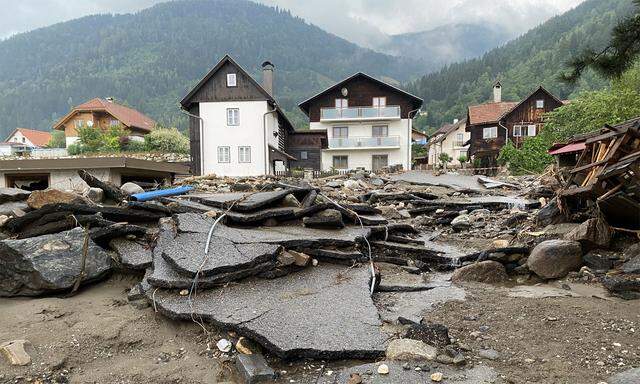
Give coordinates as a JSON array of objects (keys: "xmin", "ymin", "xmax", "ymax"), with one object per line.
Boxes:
[
  {"xmin": 321, "ymin": 106, "xmax": 401, "ymax": 120},
  {"xmin": 328, "ymin": 136, "xmax": 401, "ymax": 149}
]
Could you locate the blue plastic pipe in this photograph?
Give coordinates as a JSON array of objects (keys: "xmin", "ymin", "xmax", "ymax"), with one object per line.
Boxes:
[{"xmin": 130, "ymin": 185, "xmax": 194, "ymax": 202}]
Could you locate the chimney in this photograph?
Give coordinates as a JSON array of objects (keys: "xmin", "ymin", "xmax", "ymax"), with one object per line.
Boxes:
[
  {"xmin": 493, "ymin": 81, "xmax": 502, "ymax": 103},
  {"xmin": 261, "ymin": 61, "xmax": 275, "ymax": 97},
  {"xmin": 106, "ymin": 97, "xmax": 114, "ymax": 103},
  {"xmin": 453, "ymin": 118, "xmax": 459, "ymax": 124}
]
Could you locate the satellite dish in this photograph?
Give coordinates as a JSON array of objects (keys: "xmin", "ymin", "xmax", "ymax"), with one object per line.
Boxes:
[{"xmin": 341, "ymin": 87, "xmax": 348, "ymax": 97}]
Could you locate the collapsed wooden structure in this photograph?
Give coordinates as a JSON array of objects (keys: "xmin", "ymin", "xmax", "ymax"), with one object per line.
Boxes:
[{"xmin": 557, "ymin": 117, "xmax": 640, "ymax": 230}]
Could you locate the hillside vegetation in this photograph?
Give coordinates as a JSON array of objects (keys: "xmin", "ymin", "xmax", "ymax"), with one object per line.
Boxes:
[
  {"xmin": 407, "ymin": 0, "xmax": 636, "ymax": 129},
  {"xmin": 0, "ymin": 0, "xmax": 422, "ymax": 138}
]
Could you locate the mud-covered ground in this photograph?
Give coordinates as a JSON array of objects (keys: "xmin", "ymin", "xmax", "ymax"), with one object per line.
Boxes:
[{"xmin": 1, "ymin": 274, "xmax": 637, "ymax": 384}]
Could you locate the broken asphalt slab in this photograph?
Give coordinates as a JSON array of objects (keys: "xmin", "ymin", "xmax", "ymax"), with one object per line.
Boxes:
[
  {"xmin": 391, "ymin": 171, "xmax": 485, "ymax": 192},
  {"xmin": 0, "ymin": 187, "xmax": 30, "ymax": 203},
  {"xmin": 144, "ymin": 264, "xmax": 388, "ymax": 360},
  {"xmin": 161, "ymin": 232, "xmax": 281, "ymax": 277},
  {"xmin": 0, "ymin": 227, "xmax": 112, "ymax": 296},
  {"xmin": 109, "ymin": 238, "xmax": 153, "ymax": 270}
]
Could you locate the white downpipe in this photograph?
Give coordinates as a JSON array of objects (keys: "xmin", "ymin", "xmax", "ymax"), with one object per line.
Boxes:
[
  {"xmin": 263, "ymin": 107, "xmax": 277, "ymax": 175},
  {"xmin": 407, "ymin": 108, "xmax": 421, "ymax": 171}
]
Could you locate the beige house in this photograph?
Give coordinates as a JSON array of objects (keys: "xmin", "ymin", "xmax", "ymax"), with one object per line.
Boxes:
[
  {"xmin": 53, "ymin": 98, "xmax": 156, "ymax": 147},
  {"xmin": 427, "ymin": 118, "xmax": 469, "ymax": 166}
]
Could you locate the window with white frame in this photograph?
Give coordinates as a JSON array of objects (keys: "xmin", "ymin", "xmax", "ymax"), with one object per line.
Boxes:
[
  {"xmin": 454, "ymin": 133, "xmax": 464, "ymax": 147},
  {"xmin": 335, "ymin": 98, "xmax": 348, "ymax": 109},
  {"xmin": 514, "ymin": 124, "xmax": 537, "ymax": 137},
  {"xmin": 217, "ymin": 146, "xmax": 230, "ymax": 163},
  {"xmin": 483, "ymin": 126, "xmax": 498, "ymax": 139},
  {"xmin": 226, "ymin": 73, "xmax": 237, "ymax": 87},
  {"xmin": 300, "ymin": 151, "xmax": 308, "ymax": 160},
  {"xmin": 372, "ymin": 97, "xmax": 386, "ymax": 107},
  {"xmin": 227, "ymin": 108, "xmax": 239, "ymax": 126},
  {"xmin": 332, "ymin": 126, "xmax": 348, "ymax": 138},
  {"xmin": 536, "ymin": 99, "xmax": 544, "ymax": 109},
  {"xmin": 372, "ymin": 125, "xmax": 388, "ymax": 137},
  {"xmin": 333, "ymin": 155, "xmax": 348, "ymax": 169},
  {"xmin": 238, "ymin": 146, "xmax": 251, "ymax": 163},
  {"xmin": 109, "ymin": 119, "xmax": 119, "ymax": 127}
]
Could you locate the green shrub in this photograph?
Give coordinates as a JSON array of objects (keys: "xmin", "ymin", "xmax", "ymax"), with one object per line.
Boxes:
[
  {"xmin": 67, "ymin": 143, "xmax": 84, "ymax": 155},
  {"xmin": 47, "ymin": 131, "xmax": 66, "ymax": 148},
  {"xmin": 124, "ymin": 140, "xmax": 146, "ymax": 152},
  {"xmin": 76, "ymin": 124, "xmax": 128, "ymax": 153},
  {"xmin": 144, "ymin": 127, "xmax": 189, "ymax": 153},
  {"xmin": 457, "ymin": 155, "xmax": 468, "ymax": 163}
]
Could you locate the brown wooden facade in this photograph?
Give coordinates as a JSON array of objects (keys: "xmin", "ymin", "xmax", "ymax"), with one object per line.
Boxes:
[
  {"xmin": 467, "ymin": 87, "xmax": 564, "ymax": 167},
  {"xmin": 286, "ymin": 130, "xmax": 327, "ymax": 170},
  {"xmin": 299, "ymin": 73, "xmax": 423, "ymax": 122}
]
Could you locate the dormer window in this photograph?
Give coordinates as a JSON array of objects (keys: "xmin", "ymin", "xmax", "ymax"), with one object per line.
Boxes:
[
  {"xmin": 226, "ymin": 73, "xmax": 237, "ymax": 87},
  {"xmin": 372, "ymin": 97, "xmax": 386, "ymax": 108}
]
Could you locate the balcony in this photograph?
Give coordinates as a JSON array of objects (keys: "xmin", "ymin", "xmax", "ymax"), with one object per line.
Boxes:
[
  {"xmin": 328, "ymin": 136, "xmax": 401, "ymax": 149},
  {"xmin": 321, "ymin": 106, "xmax": 401, "ymax": 121}
]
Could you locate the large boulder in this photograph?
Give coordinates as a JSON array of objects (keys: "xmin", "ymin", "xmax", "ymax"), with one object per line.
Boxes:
[
  {"xmin": 607, "ymin": 367, "xmax": 640, "ymax": 384},
  {"xmin": 451, "ymin": 261, "xmax": 508, "ymax": 284},
  {"xmin": 120, "ymin": 182, "xmax": 145, "ymax": 196},
  {"xmin": 27, "ymin": 189, "xmax": 91, "ymax": 210},
  {"xmin": 535, "ymin": 198, "xmax": 564, "ymax": 227},
  {"xmin": 564, "ymin": 217, "xmax": 611, "ymax": 250},
  {"xmin": 386, "ymin": 339, "xmax": 437, "ymax": 361},
  {"xmin": 0, "ymin": 188, "xmax": 30, "ymax": 203},
  {"xmin": 527, "ymin": 240, "xmax": 583, "ymax": 279},
  {"xmin": 0, "ymin": 228, "xmax": 112, "ymax": 296}
]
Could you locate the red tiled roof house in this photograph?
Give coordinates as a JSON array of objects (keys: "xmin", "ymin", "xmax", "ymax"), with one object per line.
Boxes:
[
  {"xmin": 53, "ymin": 98, "xmax": 156, "ymax": 147},
  {"xmin": 4, "ymin": 128, "xmax": 52, "ymax": 148}
]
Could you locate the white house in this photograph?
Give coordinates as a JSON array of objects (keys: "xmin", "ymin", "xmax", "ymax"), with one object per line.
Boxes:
[
  {"xmin": 180, "ymin": 55, "xmax": 298, "ymax": 177},
  {"xmin": 427, "ymin": 118, "xmax": 470, "ymax": 166},
  {"xmin": 298, "ymin": 73, "xmax": 423, "ymax": 172}
]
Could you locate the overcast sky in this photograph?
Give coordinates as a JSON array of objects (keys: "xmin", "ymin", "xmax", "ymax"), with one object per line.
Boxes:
[{"xmin": 0, "ymin": 0, "xmax": 585, "ymax": 46}]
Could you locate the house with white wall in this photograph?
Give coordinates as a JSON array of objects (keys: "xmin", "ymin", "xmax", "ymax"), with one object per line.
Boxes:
[
  {"xmin": 427, "ymin": 118, "xmax": 470, "ymax": 166},
  {"xmin": 298, "ymin": 73, "xmax": 423, "ymax": 172},
  {"xmin": 180, "ymin": 55, "xmax": 302, "ymax": 177}
]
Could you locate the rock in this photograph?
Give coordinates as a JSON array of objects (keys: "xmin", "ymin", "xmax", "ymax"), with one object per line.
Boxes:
[
  {"xmin": 386, "ymin": 339, "xmax": 438, "ymax": 361},
  {"xmin": 622, "ymin": 255, "xmax": 640, "ymax": 274},
  {"xmin": 377, "ymin": 364, "xmax": 389, "ymax": 375},
  {"xmin": 0, "ymin": 340, "xmax": 31, "ymax": 366},
  {"xmin": 0, "ymin": 228, "xmax": 112, "ymax": 296},
  {"xmin": 602, "ymin": 276, "xmax": 640, "ymax": 300},
  {"xmin": 404, "ymin": 323, "xmax": 450, "ymax": 348},
  {"xmin": 451, "ymin": 261, "xmax": 508, "ymax": 284},
  {"xmin": 236, "ymin": 337, "xmax": 257, "ymax": 355},
  {"xmin": 0, "ymin": 215, "xmax": 8, "ymax": 227},
  {"xmin": 379, "ymin": 206, "xmax": 403, "ymax": 220},
  {"xmin": 623, "ymin": 243, "xmax": 640, "ymax": 261},
  {"xmin": 583, "ymin": 250, "xmax": 615, "ymax": 272},
  {"xmin": 451, "ymin": 214, "xmax": 471, "ymax": 231},
  {"xmin": 127, "ymin": 283, "xmax": 146, "ymax": 302},
  {"xmin": 346, "ymin": 373, "xmax": 363, "ymax": 384},
  {"xmin": 217, "ymin": 338, "xmax": 232, "ymax": 353},
  {"xmin": 145, "ymin": 264, "xmax": 387, "ymax": 359},
  {"xmin": 436, "ymin": 354, "xmax": 453, "ymax": 364},
  {"xmin": 478, "ymin": 349, "xmax": 500, "ymax": 360},
  {"xmin": 232, "ymin": 189, "xmax": 311, "ymax": 212},
  {"xmin": 303, "ymin": 209, "xmax": 345, "ymax": 229},
  {"xmin": 430, "ymin": 372, "xmax": 444, "ymax": 382},
  {"xmin": 27, "ymin": 189, "xmax": 91, "ymax": 209},
  {"xmin": 564, "ymin": 217, "xmax": 611, "ymax": 250},
  {"xmin": 504, "ymin": 212, "xmax": 529, "ymax": 227},
  {"xmin": 0, "ymin": 187, "xmax": 30, "ymax": 203},
  {"xmin": 288, "ymin": 250, "xmax": 311, "ymax": 267},
  {"xmin": 230, "ymin": 183, "xmax": 253, "ymax": 192},
  {"xmin": 492, "ymin": 239, "xmax": 510, "ymax": 248},
  {"xmin": 0, "ymin": 201, "xmax": 29, "ymax": 216},
  {"xmin": 344, "ymin": 180, "xmax": 360, "ymax": 190},
  {"xmin": 236, "ymin": 354, "xmax": 275, "ymax": 383},
  {"xmin": 280, "ymin": 194, "xmax": 301, "ymax": 208},
  {"xmin": 370, "ymin": 178, "xmax": 385, "ymax": 187},
  {"xmin": 277, "ymin": 250, "xmax": 296, "ymax": 266},
  {"xmin": 109, "ymin": 238, "xmax": 152, "ymax": 270},
  {"xmin": 325, "ymin": 181, "xmax": 343, "ymax": 188},
  {"xmin": 535, "ymin": 198, "xmax": 564, "ymax": 227},
  {"xmin": 84, "ymin": 187, "xmax": 104, "ymax": 203},
  {"xmin": 607, "ymin": 367, "xmax": 640, "ymax": 384},
  {"xmin": 120, "ymin": 182, "xmax": 145, "ymax": 195},
  {"xmin": 527, "ymin": 240, "xmax": 583, "ymax": 279}
]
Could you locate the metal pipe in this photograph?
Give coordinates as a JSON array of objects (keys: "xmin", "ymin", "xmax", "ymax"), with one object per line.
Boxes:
[
  {"xmin": 131, "ymin": 186, "xmax": 194, "ymax": 202},
  {"xmin": 407, "ymin": 108, "xmax": 421, "ymax": 171},
  {"xmin": 263, "ymin": 106, "xmax": 278, "ymax": 175},
  {"xmin": 180, "ymin": 108, "xmax": 204, "ymax": 176}
]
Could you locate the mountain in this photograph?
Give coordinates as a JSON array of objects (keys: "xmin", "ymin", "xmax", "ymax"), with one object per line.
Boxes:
[
  {"xmin": 377, "ymin": 24, "xmax": 511, "ymax": 70},
  {"xmin": 407, "ymin": 0, "xmax": 635, "ymax": 129},
  {"xmin": 0, "ymin": 0, "xmax": 425, "ymax": 138}
]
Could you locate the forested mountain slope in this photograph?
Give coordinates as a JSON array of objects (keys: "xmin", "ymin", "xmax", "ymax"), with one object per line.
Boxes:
[
  {"xmin": 407, "ymin": 0, "xmax": 635, "ymax": 130},
  {"xmin": 0, "ymin": 0, "xmax": 423, "ymax": 137}
]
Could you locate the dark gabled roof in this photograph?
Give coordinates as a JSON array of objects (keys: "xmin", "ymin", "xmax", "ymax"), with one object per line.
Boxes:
[
  {"xmin": 180, "ymin": 54, "xmax": 295, "ymax": 133},
  {"xmin": 180, "ymin": 55, "xmax": 272, "ymax": 107},
  {"xmin": 467, "ymin": 86, "xmax": 563, "ymax": 126},
  {"xmin": 429, "ymin": 118, "xmax": 467, "ymax": 144},
  {"xmin": 297, "ymin": 72, "xmax": 423, "ymax": 115}
]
